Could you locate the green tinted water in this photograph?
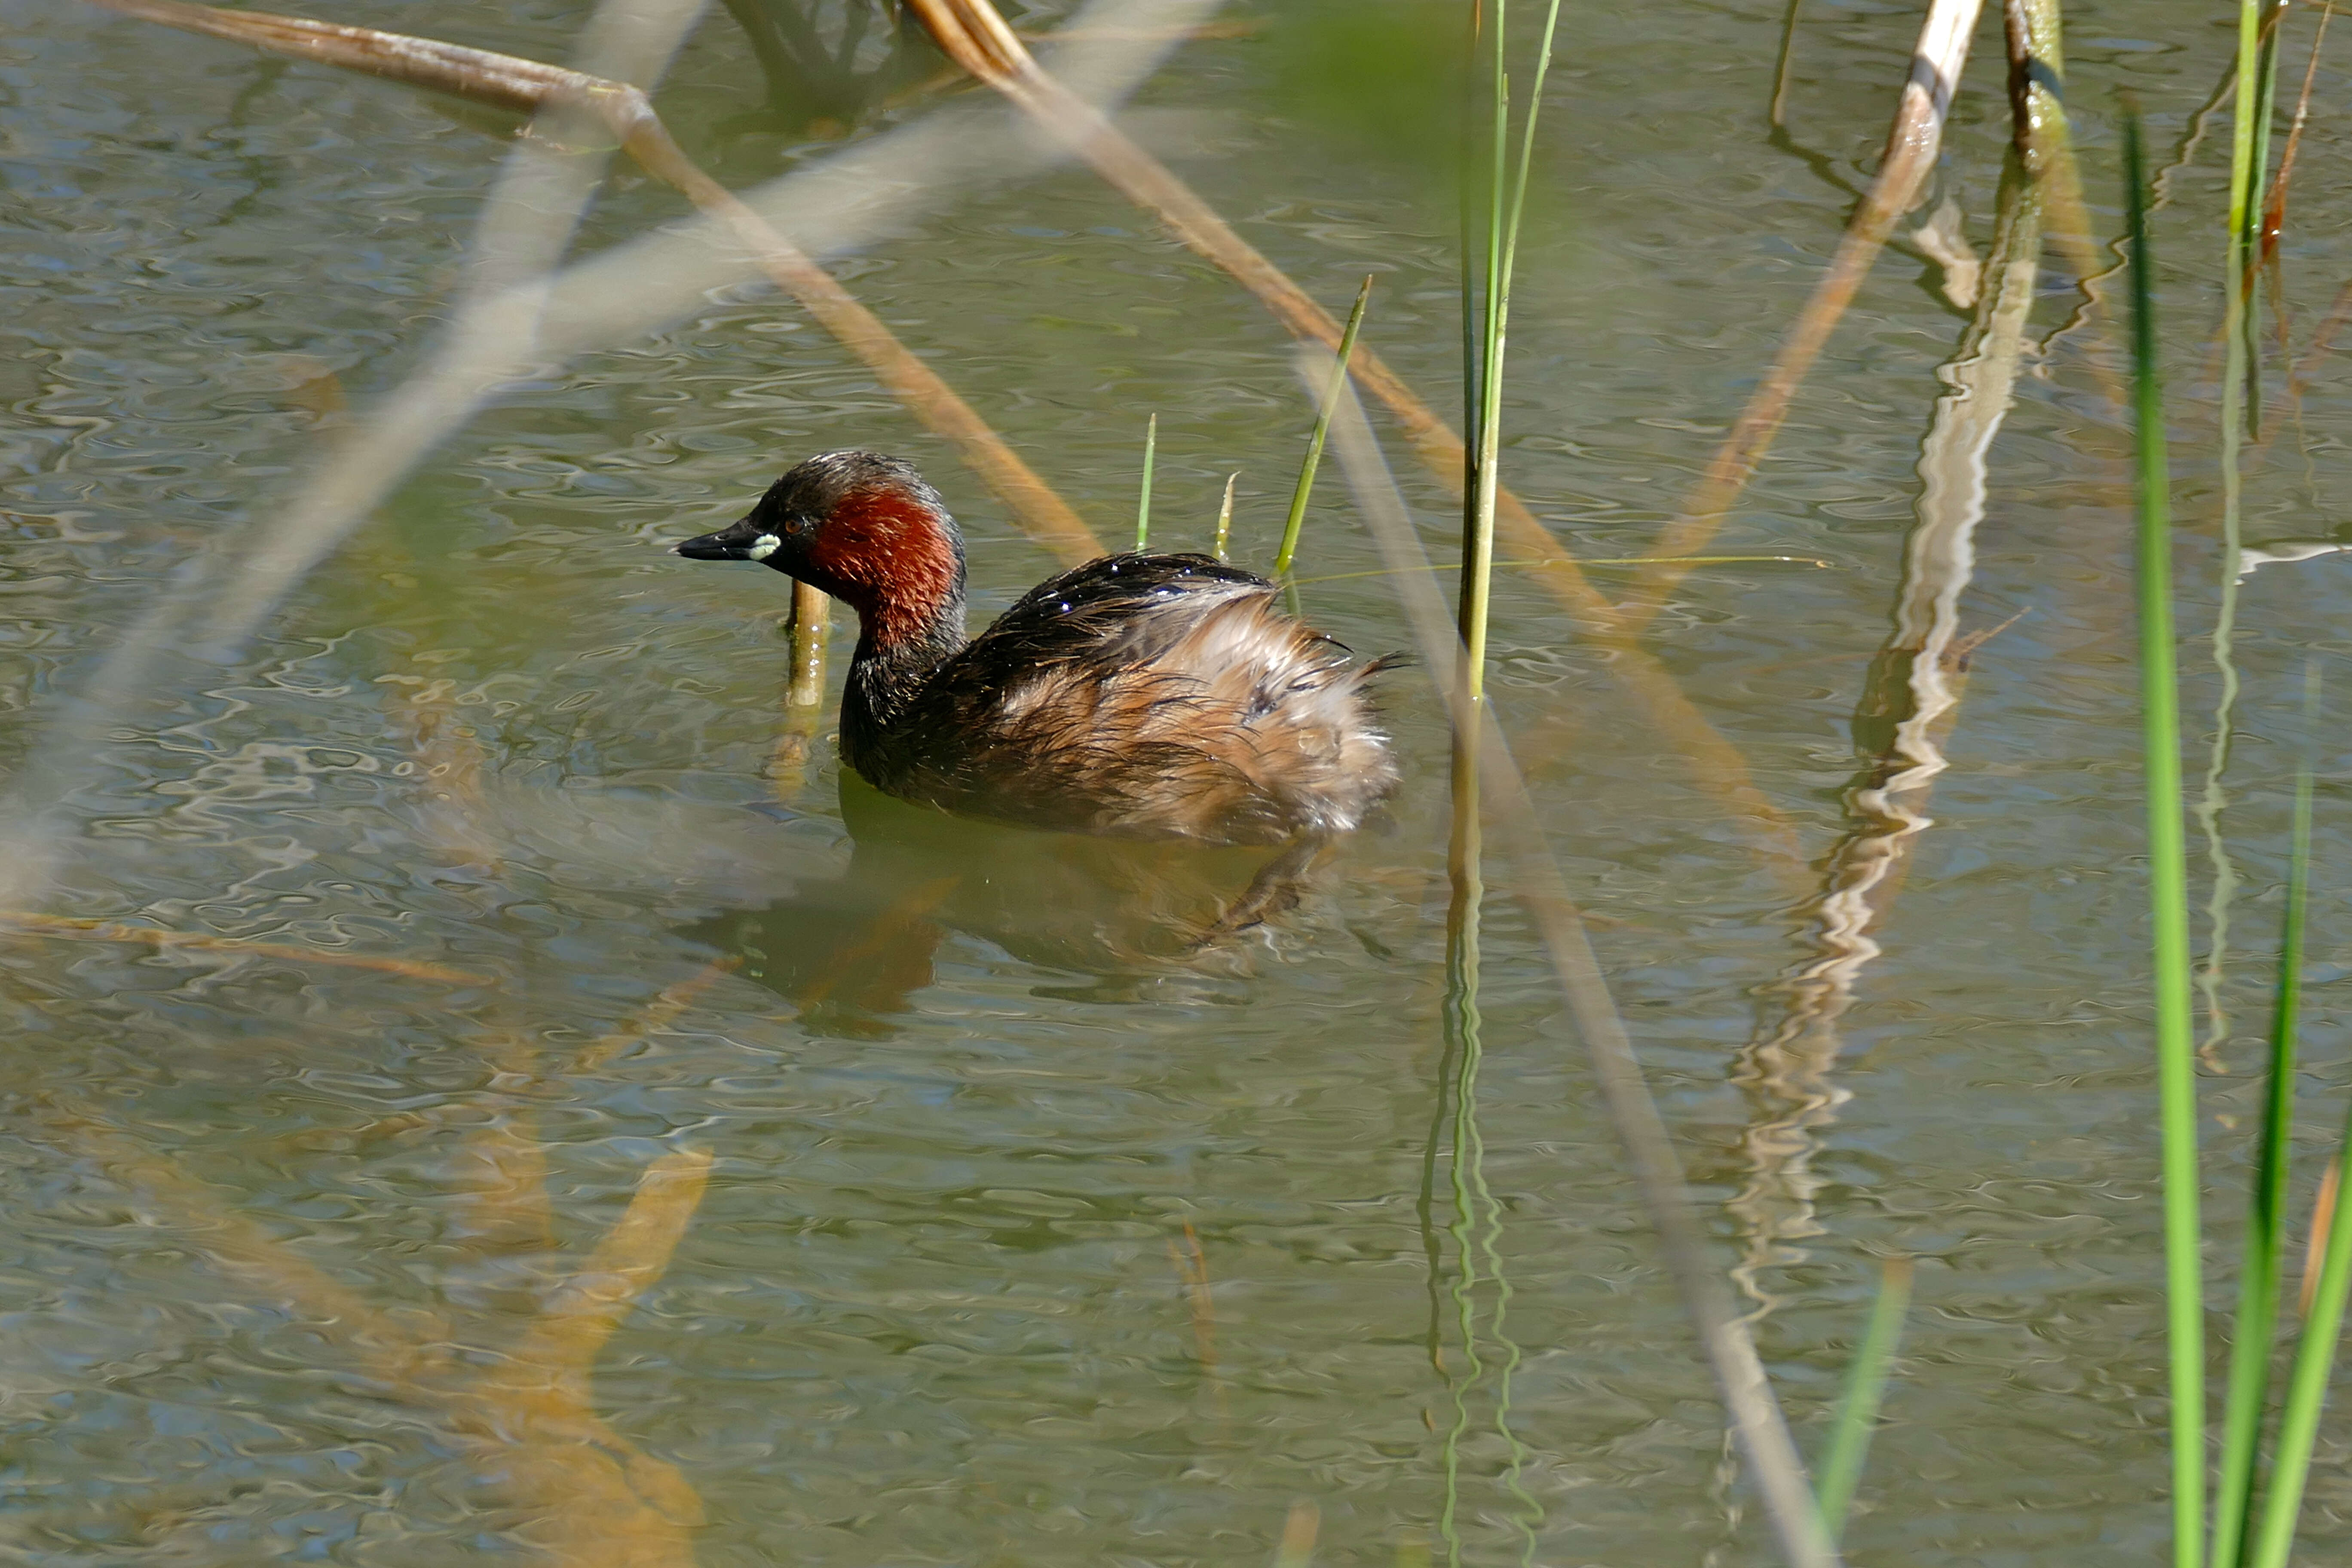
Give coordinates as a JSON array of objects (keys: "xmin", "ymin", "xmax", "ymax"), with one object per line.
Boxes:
[{"xmin": 5, "ymin": 0, "xmax": 2352, "ymax": 1562}]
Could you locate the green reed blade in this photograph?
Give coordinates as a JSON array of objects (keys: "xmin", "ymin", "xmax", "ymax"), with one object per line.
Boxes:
[
  {"xmin": 1135, "ymin": 412, "xmax": 1157, "ymax": 552},
  {"xmin": 1815, "ymin": 1257, "xmax": 1913, "ymax": 1544},
  {"xmin": 1272, "ymin": 276, "xmax": 1375, "ymax": 577},
  {"xmin": 1215, "ymin": 471, "xmax": 1239, "ymax": 562},
  {"xmin": 2228, "ymin": 0, "xmax": 2266, "ymax": 266},
  {"xmin": 2240, "ymin": 672, "xmax": 2325, "ymax": 1568},
  {"xmin": 2250, "ymin": 1136, "xmax": 2352, "ymax": 1568},
  {"xmin": 2211, "ymin": 752, "xmax": 2315, "ymax": 1566},
  {"xmin": 1458, "ymin": 0, "xmax": 1563, "ymax": 703},
  {"xmin": 2124, "ymin": 103, "xmax": 2207, "ymax": 1568}
]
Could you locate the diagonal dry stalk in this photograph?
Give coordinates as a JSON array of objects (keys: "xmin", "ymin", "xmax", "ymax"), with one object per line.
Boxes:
[
  {"xmin": 1624, "ymin": 0, "xmax": 1987, "ymax": 637},
  {"xmin": 904, "ymin": 0, "xmax": 1807, "ymax": 877},
  {"xmin": 40, "ymin": 1096, "xmax": 713, "ymax": 1567},
  {"xmin": 80, "ymin": 0, "xmax": 1101, "ymax": 566},
  {"xmin": 1317, "ymin": 363, "xmax": 1838, "ymax": 1568},
  {"xmin": 903, "ymin": 0, "xmax": 1601, "ymax": 612},
  {"xmin": 0, "ymin": 909, "xmax": 489, "ymax": 984}
]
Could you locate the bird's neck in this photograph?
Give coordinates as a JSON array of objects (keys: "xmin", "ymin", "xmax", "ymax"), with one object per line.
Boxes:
[{"xmin": 839, "ymin": 599, "xmax": 966, "ymax": 762}]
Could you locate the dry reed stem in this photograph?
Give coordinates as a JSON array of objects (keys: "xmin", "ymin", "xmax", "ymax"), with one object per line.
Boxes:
[
  {"xmin": 0, "ymin": 910, "xmax": 488, "ymax": 984},
  {"xmin": 46, "ymin": 1099, "xmax": 714, "ymax": 1566},
  {"xmin": 451, "ymin": 1109, "xmax": 560, "ymax": 1254},
  {"xmin": 2302, "ymin": 1156, "xmax": 2340, "ymax": 1317},
  {"xmin": 900, "ymin": 0, "xmax": 1610, "ymax": 622},
  {"xmin": 905, "ymin": 0, "xmax": 1810, "ymax": 872},
  {"xmin": 1274, "ymin": 1500, "xmax": 1320, "ymax": 1568},
  {"xmin": 79, "ymin": 0, "xmax": 1102, "ymax": 566},
  {"xmin": 384, "ymin": 672, "xmax": 502, "ymax": 869},
  {"xmin": 1165, "ymin": 1220, "xmax": 1225, "ymax": 1409},
  {"xmin": 1625, "ymin": 0, "xmax": 1987, "ymax": 636},
  {"xmin": 772, "ymin": 577, "xmax": 833, "ymax": 793},
  {"xmin": 2262, "ymin": 3, "xmax": 2334, "ymax": 266},
  {"xmin": 49, "ymin": 1105, "xmax": 444, "ymax": 1382},
  {"xmin": 1319, "ymin": 361, "xmax": 1839, "ymax": 1568},
  {"xmin": 512, "ymin": 1147, "xmax": 716, "ymax": 1377},
  {"xmin": 574, "ymin": 958, "xmax": 742, "ymax": 1075},
  {"xmin": 790, "ymin": 875, "xmax": 961, "ymax": 1010}
]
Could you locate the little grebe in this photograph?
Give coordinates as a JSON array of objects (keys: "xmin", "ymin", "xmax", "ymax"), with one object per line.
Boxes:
[{"xmin": 671, "ymin": 450, "xmax": 1396, "ymax": 845}]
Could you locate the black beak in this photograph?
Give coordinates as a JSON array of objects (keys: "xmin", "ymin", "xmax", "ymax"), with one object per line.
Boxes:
[{"xmin": 670, "ymin": 514, "xmax": 777, "ymax": 562}]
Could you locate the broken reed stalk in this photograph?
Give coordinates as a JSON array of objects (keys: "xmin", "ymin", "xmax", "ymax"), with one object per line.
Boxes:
[
  {"xmin": 900, "ymin": 0, "xmax": 1808, "ymax": 873},
  {"xmin": 1624, "ymin": 0, "xmax": 1986, "ymax": 636},
  {"xmin": 78, "ymin": 0, "xmax": 1102, "ymax": 567},
  {"xmin": 1315, "ymin": 360, "xmax": 1839, "ymax": 1568}
]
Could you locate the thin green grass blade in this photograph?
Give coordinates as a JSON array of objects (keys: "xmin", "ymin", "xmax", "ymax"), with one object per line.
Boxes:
[
  {"xmin": 1272, "ymin": 275, "xmax": 1374, "ymax": 576},
  {"xmin": 1135, "ymin": 412, "xmax": 1157, "ymax": 552},
  {"xmin": 1214, "ymin": 471, "xmax": 1238, "ymax": 562},
  {"xmin": 2123, "ymin": 104, "xmax": 2206, "ymax": 1568},
  {"xmin": 2210, "ymin": 732, "xmax": 2315, "ymax": 1565},
  {"xmin": 1458, "ymin": 0, "xmax": 1564, "ymax": 702},
  {"xmin": 1815, "ymin": 1257, "xmax": 1914, "ymax": 1544},
  {"xmin": 2243, "ymin": 683, "xmax": 2328, "ymax": 1568}
]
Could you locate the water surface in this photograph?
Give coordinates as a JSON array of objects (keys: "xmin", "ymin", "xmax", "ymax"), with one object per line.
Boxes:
[{"xmin": 5, "ymin": 0, "xmax": 2352, "ymax": 1562}]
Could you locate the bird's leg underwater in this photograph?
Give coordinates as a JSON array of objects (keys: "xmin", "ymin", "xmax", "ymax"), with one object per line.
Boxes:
[{"xmin": 1192, "ymin": 835, "xmax": 1333, "ymax": 947}]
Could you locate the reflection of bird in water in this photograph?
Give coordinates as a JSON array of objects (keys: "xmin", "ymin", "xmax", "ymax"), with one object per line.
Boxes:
[{"xmin": 686, "ymin": 774, "xmax": 1348, "ymax": 1035}]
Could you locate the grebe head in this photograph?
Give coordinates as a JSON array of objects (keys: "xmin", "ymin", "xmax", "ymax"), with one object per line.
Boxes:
[{"xmin": 672, "ymin": 450, "xmax": 966, "ymax": 645}]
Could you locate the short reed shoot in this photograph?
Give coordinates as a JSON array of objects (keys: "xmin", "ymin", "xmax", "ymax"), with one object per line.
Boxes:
[
  {"xmin": 1273, "ymin": 275, "xmax": 1374, "ymax": 577},
  {"xmin": 1136, "ymin": 412, "xmax": 1157, "ymax": 552},
  {"xmin": 1816, "ymin": 1258, "xmax": 1914, "ymax": 1544}
]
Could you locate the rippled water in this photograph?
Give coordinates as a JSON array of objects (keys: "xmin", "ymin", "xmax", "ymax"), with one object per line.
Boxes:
[{"xmin": 8, "ymin": 0, "xmax": 2352, "ymax": 1562}]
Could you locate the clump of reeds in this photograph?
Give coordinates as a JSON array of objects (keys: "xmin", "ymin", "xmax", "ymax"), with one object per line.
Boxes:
[{"xmin": 2126, "ymin": 88, "xmax": 2349, "ymax": 1568}]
